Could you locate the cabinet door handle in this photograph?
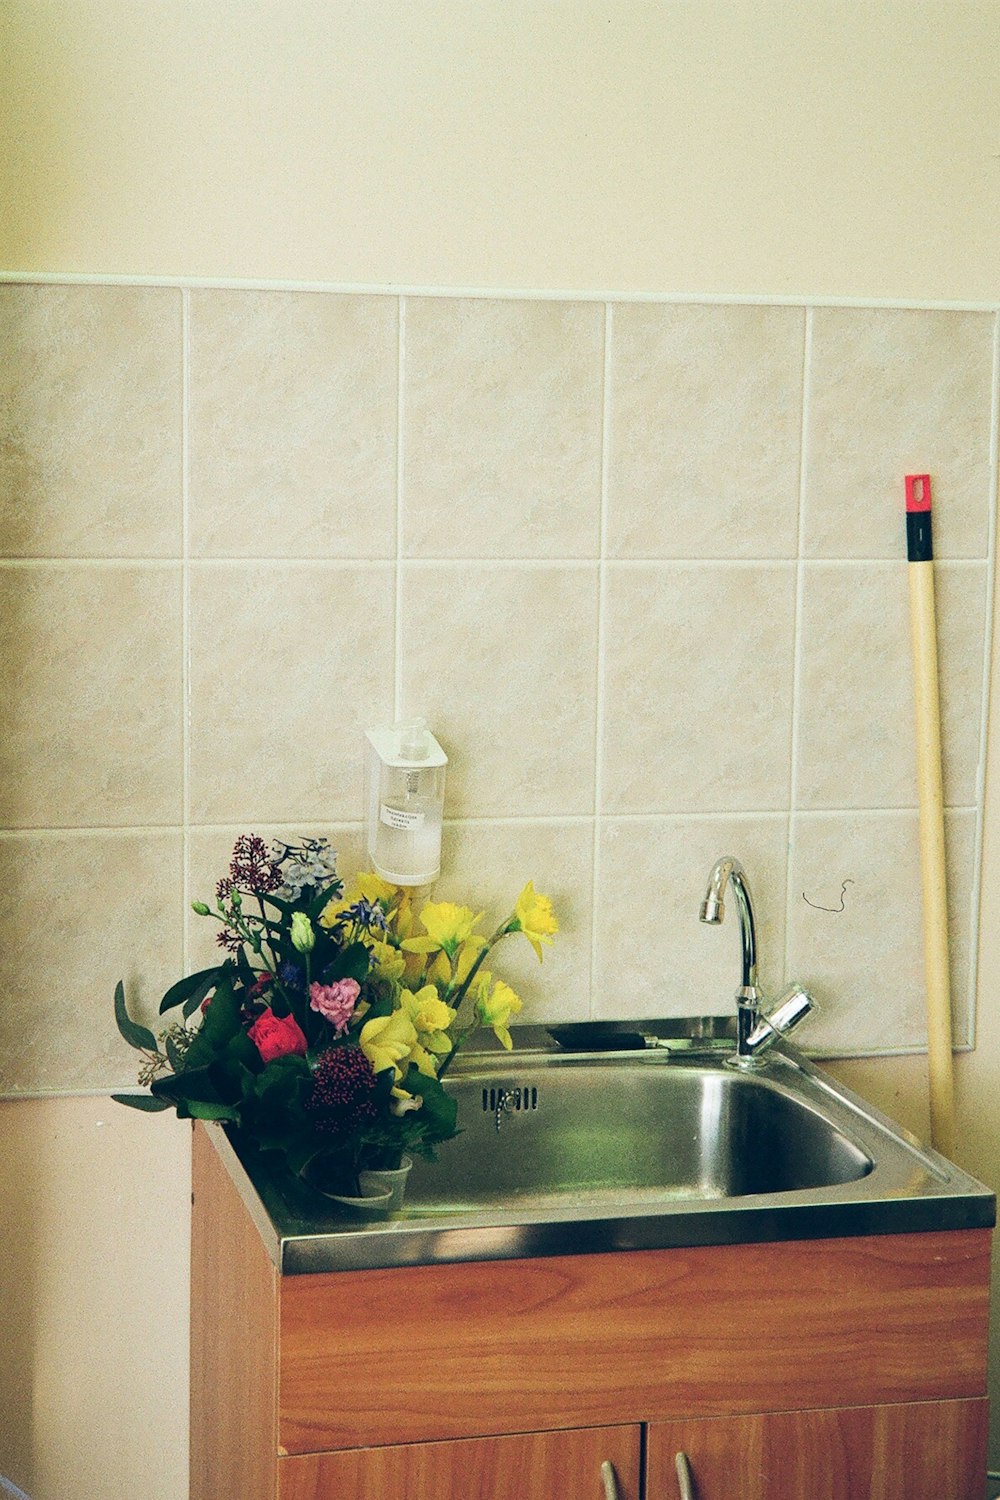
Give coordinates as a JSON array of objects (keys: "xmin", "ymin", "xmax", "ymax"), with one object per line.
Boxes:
[
  {"xmin": 675, "ymin": 1451, "xmax": 695, "ymax": 1500},
  {"xmin": 600, "ymin": 1459, "xmax": 620, "ymax": 1500}
]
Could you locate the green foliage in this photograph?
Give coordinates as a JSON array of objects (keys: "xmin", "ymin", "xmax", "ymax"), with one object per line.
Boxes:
[
  {"xmin": 110, "ymin": 1092, "xmax": 172, "ymax": 1112},
  {"xmin": 158, "ymin": 965, "xmax": 225, "ymax": 1017},
  {"xmin": 113, "ymin": 980, "xmax": 159, "ymax": 1054}
]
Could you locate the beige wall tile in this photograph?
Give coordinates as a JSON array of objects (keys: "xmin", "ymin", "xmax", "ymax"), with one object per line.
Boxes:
[
  {"xmin": 593, "ymin": 815, "xmax": 789, "ymax": 1019},
  {"xmin": 0, "ymin": 284, "xmax": 182, "ymax": 557},
  {"xmin": 402, "ymin": 297, "xmax": 604, "ymax": 558},
  {"xmin": 189, "ymin": 290, "xmax": 398, "ymax": 558},
  {"xmin": 803, "ymin": 307, "xmax": 994, "ymax": 559},
  {"xmin": 400, "ymin": 562, "xmax": 600, "ymax": 816},
  {"xmin": 434, "ymin": 818, "xmax": 594, "ymax": 1023},
  {"xmin": 607, "ymin": 302, "xmax": 804, "ymax": 559},
  {"xmin": 787, "ymin": 809, "xmax": 976, "ymax": 1054},
  {"xmin": 601, "ymin": 562, "xmax": 796, "ymax": 813},
  {"xmin": 0, "ymin": 563, "xmax": 183, "ymax": 827},
  {"xmin": 0, "ymin": 830, "xmax": 184, "ymax": 1092},
  {"xmin": 795, "ymin": 561, "xmax": 987, "ymax": 810},
  {"xmin": 188, "ymin": 562, "xmax": 395, "ymax": 824}
]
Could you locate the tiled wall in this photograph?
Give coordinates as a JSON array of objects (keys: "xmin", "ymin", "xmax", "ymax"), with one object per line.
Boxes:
[{"xmin": 1, "ymin": 282, "xmax": 996, "ymax": 1093}]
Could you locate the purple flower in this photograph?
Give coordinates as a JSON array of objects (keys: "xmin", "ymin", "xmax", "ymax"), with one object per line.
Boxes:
[
  {"xmin": 305, "ymin": 1046, "xmax": 378, "ymax": 1133},
  {"xmin": 339, "ymin": 898, "xmax": 388, "ymax": 934}
]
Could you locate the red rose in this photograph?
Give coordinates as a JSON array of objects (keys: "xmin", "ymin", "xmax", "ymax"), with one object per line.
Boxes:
[{"xmin": 247, "ymin": 1008, "xmax": 308, "ymax": 1063}]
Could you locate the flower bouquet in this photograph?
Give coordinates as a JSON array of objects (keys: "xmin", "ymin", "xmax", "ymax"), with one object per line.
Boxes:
[{"xmin": 113, "ymin": 835, "xmax": 557, "ymax": 1198}]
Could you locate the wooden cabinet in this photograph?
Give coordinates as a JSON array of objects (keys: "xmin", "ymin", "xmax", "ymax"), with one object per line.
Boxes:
[
  {"xmin": 648, "ymin": 1400, "xmax": 988, "ymax": 1499},
  {"xmin": 190, "ymin": 1124, "xmax": 990, "ymax": 1500},
  {"xmin": 279, "ymin": 1426, "xmax": 640, "ymax": 1500}
]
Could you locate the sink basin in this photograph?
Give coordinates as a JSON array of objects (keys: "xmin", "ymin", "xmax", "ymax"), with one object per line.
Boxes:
[
  {"xmin": 211, "ymin": 1024, "xmax": 995, "ymax": 1274},
  {"xmin": 405, "ymin": 1060, "xmax": 872, "ymax": 1213}
]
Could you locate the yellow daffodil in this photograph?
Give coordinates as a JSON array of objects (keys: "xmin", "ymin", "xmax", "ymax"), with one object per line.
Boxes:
[
  {"xmin": 368, "ymin": 939, "xmax": 406, "ymax": 984},
  {"xmin": 403, "ymin": 901, "xmax": 484, "ymax": 959},
  {"xmin": 511, "ymin": 882, "xmax": 558, "ymax": 960},
  {"xmin": 359, "ymin": 1010, "xmax": 417, "ymax": 1080},
  {"xmin": 398, "ymin": 985, "xmax": 456, "ymax": 1076},
  {"xmin": 400, "ymin": 985, "xmax": 455, "ymax": 1050},
  {"xmin": 475, "ymin": 978, "xmax": 523, "ymax": 1050}
]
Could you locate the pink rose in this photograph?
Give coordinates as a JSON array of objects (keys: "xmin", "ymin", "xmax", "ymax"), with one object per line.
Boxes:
[
  {"xmin": 247, "ymin": 1007, "xmax": 308, "ymax": 1063},
  {"xmin": 309, "ymin": 978, "xmax": 361, "ymax": 1036}
]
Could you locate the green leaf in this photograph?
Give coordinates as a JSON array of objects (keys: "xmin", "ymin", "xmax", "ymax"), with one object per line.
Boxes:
[
  {"xmin": 405, "ymin": 1067, "xmax": 459, "ymax": 1142},
  {"xmin": 158, "ymin": 966, "xmax": 223, "ymax": 1016},
  {"xmin": 187, "ymin": 1099, "xmax": 241, "ymax": 1122},
  {"xmin": 150, "ymin": 1065, "xmax": 227, "ymax": 1107},
  {"xmin": 199, "ymin": 977, "xmax": 244, "ymax": 1049},
  {"xmin": 307, "ymin": 880, "xmax": 344, "ymax": 920},
  {"xmin": 110, "ymin": 1092, "xmax": 172, "ymax": 1112},
  {"xmin": 113, "ymin": 981, "xmax": 160, "ymax": 1054},
  {"xmin": 235, "ymin": 947, "xmax": 257, "ymax": 991},
  {"xmin": 326, "ymin": 941, "xmax": 371, "ymax": 984}
]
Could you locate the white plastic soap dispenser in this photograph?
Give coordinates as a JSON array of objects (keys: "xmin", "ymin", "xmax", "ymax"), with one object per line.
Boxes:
[{"xmin": 365, "ymin": 720, "xmax": 447, "ymax": 886}]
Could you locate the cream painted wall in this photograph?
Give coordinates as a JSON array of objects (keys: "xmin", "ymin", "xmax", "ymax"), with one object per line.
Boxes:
[
  {"xmin": 1, "ymin": 5, "xmax": 999, "ymax": 1498},
  {"xmin": 2, "ymin": 1, "xmax": 1000, "ymax": 300}
]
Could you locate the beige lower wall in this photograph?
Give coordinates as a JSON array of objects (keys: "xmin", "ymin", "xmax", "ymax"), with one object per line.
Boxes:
[{"xmin": 0, "ymin": 1099, "xmax": 190, "ymax": 1500}]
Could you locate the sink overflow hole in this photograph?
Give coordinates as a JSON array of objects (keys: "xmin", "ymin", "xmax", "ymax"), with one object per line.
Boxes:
[{"xmin": 482, "ymin": 1086, "xmax": 538, "ymax": 1114}]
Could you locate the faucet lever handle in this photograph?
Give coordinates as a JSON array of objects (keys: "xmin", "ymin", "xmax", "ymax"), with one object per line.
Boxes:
[{"xmin": 744, "ymin": 983, "xmax": 817, "ymax": 1055}]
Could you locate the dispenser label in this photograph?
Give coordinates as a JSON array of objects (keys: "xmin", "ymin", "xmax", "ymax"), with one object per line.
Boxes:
[{"xmin": 380, "ymin": 805, "xmax": 425, "ymax": 831}]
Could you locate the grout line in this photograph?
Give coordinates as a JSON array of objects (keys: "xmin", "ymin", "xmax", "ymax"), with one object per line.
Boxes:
[
  {"xmin": 966, "ymin": 308, "xmax": 1000, "ymax": 1049},
  {"xmin": 394, "ymin": 296, "xmax": 406, "ymax": 720},
  {"xmin": 783, "ymin": 308, "xmax": 812, "ymax": 978},
  {"xmin": 0, "ymin": 806, "xmax": 978, "ymax": 839},
  {"xmin": 0, "ymin": 557, "xmax": 182, "ymax": 568},
  {"xmin": 181, "ymin": 288, "xmax": 192, "ymax": 973},
  {"xmin": 589, "ymin": 301, "xmax": 613, "ymax": 1016},
  {"xmin": 0, "ymin": 553, "xmax": 989, "ymax": 570},
  {"xmin": 3, "ymin": 270, "xmax": 998, "ymax": 314}
]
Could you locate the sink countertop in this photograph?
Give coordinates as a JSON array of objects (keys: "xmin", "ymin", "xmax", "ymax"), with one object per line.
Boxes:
[{"xmin": 204, "ymin": 1033, "xmax": 995, "ymax": 1276}]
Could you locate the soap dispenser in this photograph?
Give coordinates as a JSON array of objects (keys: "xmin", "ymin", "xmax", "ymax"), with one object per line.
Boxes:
[{"xmin": 365, "ymin": 720, "xmax": 447, "ymax": 886}]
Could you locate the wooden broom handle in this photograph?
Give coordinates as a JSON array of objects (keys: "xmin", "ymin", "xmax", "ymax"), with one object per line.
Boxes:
[{"xmin": 909, "ymin": 557, "xmax": 956, "ymax": 1158}]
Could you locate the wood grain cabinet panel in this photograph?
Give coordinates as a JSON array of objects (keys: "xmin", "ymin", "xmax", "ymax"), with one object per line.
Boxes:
[
  {"xmin": 647, "ymin": 1399, "xmax": 988, "ymax": 1500},
  {"xmin": 277, "ymin": 1228, "xmax": 990, "ymax": 1453},
  {"xmin": 279, "ymin": 1425, "xmax": 641, "ymax": 1500}
]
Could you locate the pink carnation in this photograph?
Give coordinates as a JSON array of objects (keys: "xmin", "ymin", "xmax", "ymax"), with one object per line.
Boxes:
[
  {"xmin": 247, "ymin": 1007, "xmax": 308, "ymax": 1063},
  {"xmin": 309, "ymin": 978, "xmax": 361, "ymax": 1036}
]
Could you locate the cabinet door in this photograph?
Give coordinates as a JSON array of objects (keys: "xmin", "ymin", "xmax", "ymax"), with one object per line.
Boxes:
[
  {"xmin": 279, "ymin": 1423, "xmax": 640, "ymax": 1500},
  {"xmin": 647, "ymin": 1398, "xmax": 987, "ymax": 1500}
]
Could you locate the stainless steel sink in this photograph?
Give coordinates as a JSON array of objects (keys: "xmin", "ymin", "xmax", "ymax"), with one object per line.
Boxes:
[
  {"xmin": 405, "ymin": 1058, "xmax": 872, "ymax": 1213},
  {"xmin": 211, "ymin": 1023, "xmax": 995, "ymax": 1275}
]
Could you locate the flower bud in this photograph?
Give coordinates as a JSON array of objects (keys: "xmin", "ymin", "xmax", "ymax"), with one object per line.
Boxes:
[
  {"xmin": 290, "ymin": 910, "xmax": 316, "ymax": 954},
  {"xmin": 191, "ymin": 901, "xmax": 211, "ymax": 916}
]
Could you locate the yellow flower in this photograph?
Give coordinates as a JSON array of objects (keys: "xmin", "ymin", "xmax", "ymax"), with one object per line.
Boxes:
[
  {"xmin": 403, "ymin": 901, "xmax": 484, "ymax": 959},
  {"xmin": 353, "ymin": 870, "xmax": 404, "ymax": 900},
  {"xmin": 398, "ymin": 985, "xmax": 456, "ymax": 1076},
  {"xmin": 368, "ymin": 939, "xmax": 406, "ymax": 984},
  {"xmin": 475, "ymin": 978, "xmax": 523, "ymax": 1051},
  {"xmin": 359, "ymin": 1010, "xmax": 417, "ymax": 1080},
  {"xmin": 512, "ymin": 882, "xmax": 558, "ymax": 961}
]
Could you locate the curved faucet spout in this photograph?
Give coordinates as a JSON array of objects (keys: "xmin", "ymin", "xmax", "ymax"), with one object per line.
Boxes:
[
  {"xmin": 700, "ymin": 855, "xmax": 816, "ymax": 1068},
  {"xmin": 699, "ymin": 855, "xmax": 758, "ymax": 993}
]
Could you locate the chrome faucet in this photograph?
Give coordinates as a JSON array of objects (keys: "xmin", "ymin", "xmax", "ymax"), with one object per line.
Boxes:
[{"xmin": 699, "ymin": 855, "xmax": 816, "ymax": 1068}]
